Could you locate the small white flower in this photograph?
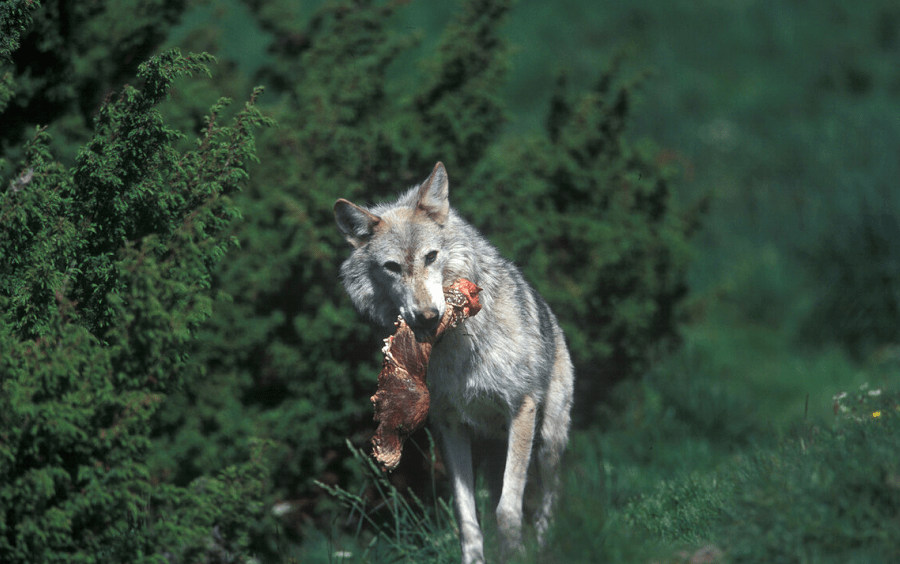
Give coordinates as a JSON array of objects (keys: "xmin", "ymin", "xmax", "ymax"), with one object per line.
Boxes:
[
  {"xmin": 833, "ymin": 391, "xmax": 847, "ymax": 401},
  {"xmin": 271, "ymin": 502, "xmax": 292, "ymax": 516},
  {"xmin": 869, "ymin": 389, "xmax": 882, "ymax": 397}
]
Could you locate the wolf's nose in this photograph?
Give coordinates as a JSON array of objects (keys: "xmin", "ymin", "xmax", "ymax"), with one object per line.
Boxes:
[{"xmin": 412, "ymin": 307, "xmax": 441, "ymax": 333}]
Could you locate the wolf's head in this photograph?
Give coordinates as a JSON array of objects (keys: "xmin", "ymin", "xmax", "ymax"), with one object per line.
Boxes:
[{"xmin": 334, "ymin": 163, "xmax": 455, "ymax": 339}]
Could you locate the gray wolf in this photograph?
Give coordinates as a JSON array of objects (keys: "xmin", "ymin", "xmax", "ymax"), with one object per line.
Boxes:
[{"xmin": 334, "ymin": 163, "xmax": 575, "ymax": 564}]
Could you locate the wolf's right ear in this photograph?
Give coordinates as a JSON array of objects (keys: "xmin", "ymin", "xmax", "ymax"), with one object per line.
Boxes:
[
  {"xmin": 415, "ymin": 162, "xmax": 450, "ymax": 224},
  {"xmin": 334, "ymin": 199, "xmax": 381, "ymax": 248}
]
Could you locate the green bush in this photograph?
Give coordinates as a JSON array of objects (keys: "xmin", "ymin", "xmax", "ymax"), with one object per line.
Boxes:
[
  {"xmin": 0, "ymin": 4, "xmax": 273, "ymax": 556},
  {"xmin": 800, "ymin": 207, "xmax": 900, "ymax": 358},
  {"xmin": 0, "ymin": 0, "xmax": 188, "ymax": 159}
]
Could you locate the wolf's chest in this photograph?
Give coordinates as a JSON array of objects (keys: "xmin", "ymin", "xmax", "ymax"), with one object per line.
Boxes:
[
  {"xmin": 428, "ymin": 385, "xmax": 508, "ymax": 438},
  {"xmin": 426, "ymin": 337, "xmax": 511, "ymax": 437}
]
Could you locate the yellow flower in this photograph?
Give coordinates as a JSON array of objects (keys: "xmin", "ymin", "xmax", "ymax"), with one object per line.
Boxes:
[{"xmin": 873, "ymin": 411, "xmax": 882, "ymax": 418}]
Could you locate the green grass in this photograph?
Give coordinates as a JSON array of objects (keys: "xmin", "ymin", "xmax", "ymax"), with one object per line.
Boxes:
[{"xmin": 554, "ymin": 298, "xmax": 900, "ymax": 563}]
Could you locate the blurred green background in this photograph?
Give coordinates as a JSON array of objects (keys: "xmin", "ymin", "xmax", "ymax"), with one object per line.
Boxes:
[{"xmin": 3, "ymin": 0, "xmax": 900, "ymax": 562}]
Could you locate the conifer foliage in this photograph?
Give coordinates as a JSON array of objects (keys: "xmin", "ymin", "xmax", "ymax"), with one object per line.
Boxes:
[{"xmin": 1, "ymin": 4, "xmax": 273, "ymax": 562}]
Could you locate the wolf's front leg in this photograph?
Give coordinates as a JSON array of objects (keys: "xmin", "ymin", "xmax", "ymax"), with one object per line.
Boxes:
[
  {"xmin": 438, "ymin": 422, "xmax": 485, "ymax": 564},
  {"xmin": 496, "ymin": 395, "xmax": 537, "ymax": 560}
]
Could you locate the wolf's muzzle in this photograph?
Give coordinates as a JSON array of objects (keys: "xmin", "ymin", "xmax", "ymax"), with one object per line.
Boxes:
[{"xmin": 407, "ymin": 307, "xmax": 441, "ymax": 340}]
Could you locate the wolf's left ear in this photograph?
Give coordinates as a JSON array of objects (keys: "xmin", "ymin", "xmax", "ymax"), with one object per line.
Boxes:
[
  {"xmin": 334, "ymin": 199, "xmax": 382, "ymax": 248},
  {"xmin": 416, "ymin": 162, "xmax": 450, "ymax": 224}
]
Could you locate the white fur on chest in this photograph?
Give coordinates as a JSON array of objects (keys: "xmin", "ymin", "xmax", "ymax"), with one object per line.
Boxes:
[{"xmin": 425, "ymin": 323, "xmax": 525, "ymax": 437}]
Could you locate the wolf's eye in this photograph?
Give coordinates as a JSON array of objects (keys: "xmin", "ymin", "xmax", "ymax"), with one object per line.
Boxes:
[
  {"xmin": 383, "ymin": 261, "xmax": 402, "ymax": 275},
  {"xmin": 424, "ymin": 251, "xmax": 438, "ymax": 266}
]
